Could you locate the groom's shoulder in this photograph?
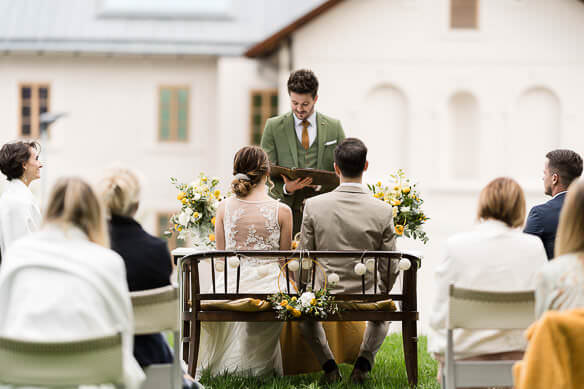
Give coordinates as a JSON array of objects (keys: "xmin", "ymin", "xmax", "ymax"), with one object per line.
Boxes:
[
  {"xmin": 317, "ymin": 112, "xmax": 342, "ymax": 126},
  {"xmin": 265, "ymin": 112, "xmax": 292, "ymax": 128}
]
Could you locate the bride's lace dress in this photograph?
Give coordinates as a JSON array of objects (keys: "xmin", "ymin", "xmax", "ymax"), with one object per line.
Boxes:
[{"xmin": 196, "ymin": 198, "xmax": 285, "ymax": 378}]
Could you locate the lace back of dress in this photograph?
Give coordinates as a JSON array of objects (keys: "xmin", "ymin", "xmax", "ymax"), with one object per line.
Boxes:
[{"xmin": 223, "ymin": 197, "xmax": 281, "ymax": 251}]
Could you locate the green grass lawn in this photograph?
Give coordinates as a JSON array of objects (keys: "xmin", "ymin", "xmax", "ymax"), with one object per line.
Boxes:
[{"xmin": 198, "ymin": 333, "xmax": 440, "ymax": 389}]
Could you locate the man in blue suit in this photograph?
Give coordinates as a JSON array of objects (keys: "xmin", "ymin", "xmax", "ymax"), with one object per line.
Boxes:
[{"xmin": 524, "ymin": 149, "xmax": 582, "ymax": 260}]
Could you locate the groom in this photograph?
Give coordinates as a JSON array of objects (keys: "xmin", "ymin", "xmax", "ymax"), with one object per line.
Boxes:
[
  {"xmin": 261, "ymin": 69, "xmax": 345, "ymax": 235},
  {"xmin": 298, "ymin": 138, "xmax": 398, "ymax": 384}
]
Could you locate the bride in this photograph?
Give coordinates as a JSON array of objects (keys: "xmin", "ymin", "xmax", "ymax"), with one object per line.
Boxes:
[{"xmin": 196, "ymin": 145, "xmax": 293, "ymax": 377}]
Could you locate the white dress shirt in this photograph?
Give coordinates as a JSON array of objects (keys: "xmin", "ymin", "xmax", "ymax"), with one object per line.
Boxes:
[
  {"xmin": 293, "ymin": 110, "xmax": 317, "ymax": 148},
  {"xmin": 428, "ymin": 219, "xmax": 548, "ymax": 359},
  {"xmin": 0, "ymin": 224, "xmax": 145, "ymax": 389},
  {"xmin": 0, "ymin": 179, "xmax": 41, "ymax": 256}
]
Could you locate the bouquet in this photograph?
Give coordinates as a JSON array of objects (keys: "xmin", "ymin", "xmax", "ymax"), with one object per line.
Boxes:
[
  {"xmin": 166, "ymin": 173, "xmax": 223, "ymax": 248},
  {"xmin": 368, "ymin": 169, "xmax": 430, "ymax": 244},
  {"xmin": 268, "ymin": 289, "xmax": 340, "ymax": 320}
]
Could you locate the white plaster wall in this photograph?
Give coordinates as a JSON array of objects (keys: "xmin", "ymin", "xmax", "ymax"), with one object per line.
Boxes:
[
  {"xmin": 0, "ymin": 55, "xmax": 218, "ymax": 234},
  {"xmin": 282, "ymin": 0, "xmax": 584, "ymax": 332}
]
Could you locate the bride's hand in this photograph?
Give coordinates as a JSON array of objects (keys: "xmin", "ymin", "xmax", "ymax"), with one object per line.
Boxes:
[{"xmin": 282, "ymin": 175, "xmax": 312, "ymax": 194}]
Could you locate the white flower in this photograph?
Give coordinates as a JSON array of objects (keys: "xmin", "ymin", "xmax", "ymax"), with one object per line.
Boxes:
[
  {"xmin": 392, "ymin": 207, "xmax": 398, "ymax": 218},
  {"xmin": 193, "ymin": 193, "xmax": 201, "ymax": 201},
  {"xmin": 177, "ymin": 212, "xmax": 190, "ymax": 226},
  {"xmin": 354, "ymin": 263, "xmax": 366, "ymax": 276},
  {"xmin": 184, "ymin": 208, "xmax": 193, "ymax": 216},
  {"xmin": 229, "ymin": 257, "xmax": 240, "ymax": 268},
  {"xmin": 365, "ymin": 258, "xmax": 376, "ymax": 273},
  {"xmin": 328, "ymin": 273, "xmax": 340, "ymax": 285},
  {"xmin": 400, "ymin": 206, "xmax": 410, "ymax": 213},
  {"xmin": 301, "ymin": 258, "xmax": 313, "ymax": 269},
  {"xmin": 299, "ymin": 292, "xmax": 315, "ymax": 307},
  {"xmin": 288, "ymin": 260, "xmax": 300, "ymax": 272},
  {"xmin": 398, "ymin": 258, "xmax": 412, "ymax": 271},
  {"xmin": 215, "ymin": 261, "xmax": 225, "ymax": 272}
]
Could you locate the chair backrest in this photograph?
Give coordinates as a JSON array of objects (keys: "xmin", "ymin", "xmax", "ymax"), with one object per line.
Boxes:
[
  {"xmin": 131, "ymin": 285, "xmax": 179, "ymax": 334},
  {"xmin": 448, "ymin": 284, "xmax": 535, "ymax": 330},
  {"xmin": 0, "ymin": 333, "xmax": 123, "ymax": 387}
]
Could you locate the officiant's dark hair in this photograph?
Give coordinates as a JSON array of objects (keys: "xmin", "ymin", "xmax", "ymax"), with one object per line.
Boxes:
[
  {"xmin": 287, "ymin": 69, "xmax": 318, "ymax": 98},
  {"xmin": 334, "ymin": 138, "xmax": 367, "ymax": 178},
  {"xmin": 232, "ymin": 146, "xmax": 271, "ymax": 197}
]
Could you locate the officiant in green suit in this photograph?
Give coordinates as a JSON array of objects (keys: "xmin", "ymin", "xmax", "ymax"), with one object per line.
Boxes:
[{"xmin": 261, "ymin": 69, "xmax": 346, "ymax": 235}]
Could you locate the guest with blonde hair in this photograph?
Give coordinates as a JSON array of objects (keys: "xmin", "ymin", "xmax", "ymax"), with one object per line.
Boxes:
[
  {"xmin": 0, "ymin": 176, "xmax": 144, "ymax": 389},
  {"xmin": 429, "ymin": 177, "xmax": 547, "ymax": 386},
  {"xmin": 535, "ymin": 178, "xmax": 584, "ymax": 318},
  {"xmin": 97, "ymin": 168, "xmax": 175, "ymax": 366}
]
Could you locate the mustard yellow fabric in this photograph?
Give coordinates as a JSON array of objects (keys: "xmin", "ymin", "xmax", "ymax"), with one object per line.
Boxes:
[
  {"xmin": 338, "ymin": 299, "xmax": 397, "ymax": 311},
  {"xmin": 200, "ymin": 298, "xmax": 272, "ymax": 312},
  {"xmin": 513, "ymin": 309, "xmax": 584, "ymax": 389}
]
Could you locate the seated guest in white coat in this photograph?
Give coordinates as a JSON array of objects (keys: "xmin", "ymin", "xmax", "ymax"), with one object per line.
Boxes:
[
  {"xmin": 0, "ymin": 141, "xmax": 42, "ymax": 258},
  {"xmin": 428, "ymin": 177, "xmax": 547, "ymax": 380},
  {"xmin": 0, "ymin": 177, "xmax": 144, "ymax": 389}
]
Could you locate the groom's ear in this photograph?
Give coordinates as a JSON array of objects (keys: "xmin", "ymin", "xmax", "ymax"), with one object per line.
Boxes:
[
  {"xmin": 363, "ymin": 161, "xmax": 369, "ymax": 172},
  {"xmin": 334, "ymin": 162, "xmax": 341, "ymax": 177}
]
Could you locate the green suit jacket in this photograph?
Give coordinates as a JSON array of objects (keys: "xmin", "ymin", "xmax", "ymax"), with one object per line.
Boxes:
[{"xmin": 260, "ymin": 111, "xmax": 346, "ymax": 212}]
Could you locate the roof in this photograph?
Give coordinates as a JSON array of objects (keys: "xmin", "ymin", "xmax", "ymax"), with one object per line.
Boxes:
[
  {"xmin": 244, "ymin": 0, "xmax": 343, "ymax": 58},
  {"xmin": 0, "ymin": 0, "xmax": 326, "ymax": 56}
]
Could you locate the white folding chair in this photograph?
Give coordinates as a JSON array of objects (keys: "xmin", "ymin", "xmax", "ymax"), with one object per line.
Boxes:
[
  {"xmin": 443, "ymin": 284, "xmax": 535, "ymax": 389},
  {"xmin": 0, "ymin": 332, "xmax": 124, "ymax": 388},
  {"xmin": 131, "ymin": 285, "xmax": 181, "ymax": 389}
]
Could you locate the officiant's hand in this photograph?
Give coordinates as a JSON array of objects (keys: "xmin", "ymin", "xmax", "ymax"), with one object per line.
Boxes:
[{"xmin": 282, "ymin": 175, "xmax": 313, "ymax": 194}]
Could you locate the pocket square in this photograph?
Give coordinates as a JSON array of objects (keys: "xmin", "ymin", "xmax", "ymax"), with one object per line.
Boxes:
[{"xmin": 324, "ymin": 140, "xmax": 337, "ymax": 146}]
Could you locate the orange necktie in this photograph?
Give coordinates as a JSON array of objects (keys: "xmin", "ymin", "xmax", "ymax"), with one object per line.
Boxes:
[{"xmin": 301, "ymin": 120, "xmax": 310, "ymax": 150}]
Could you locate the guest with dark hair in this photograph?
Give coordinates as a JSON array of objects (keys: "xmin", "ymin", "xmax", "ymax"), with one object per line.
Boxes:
[
  {"xmin": 0, "ymin": 141, "xmax": 42, "ymax": 257},
  {"xmin": 0, "ymin": 177, "xmax": 145, "ymax": 389},
  {"xmin": 429, "ymin": 177, "xmax": 547, "ymax": 386},
  {"xmin": 525, "ymin": 149, "xmax": 583, "ymax": 259}
]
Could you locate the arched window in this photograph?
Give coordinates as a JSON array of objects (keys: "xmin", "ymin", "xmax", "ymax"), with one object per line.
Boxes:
[
  {"xmin": 508, "ymin": 87, "xmax": 560, "ymax": 181},
  {"xmin": 358, "ymin": 85, "xmax": 408, "ymax": 181},
  {"xmin": 448, "ymin": 92, "xmax": 480, "ymax": 180}
]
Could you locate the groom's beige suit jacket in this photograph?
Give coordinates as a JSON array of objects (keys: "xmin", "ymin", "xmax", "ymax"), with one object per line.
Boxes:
[{"xmin": 299, "ymin": 184, "xmax": 398, "ymax": 294}]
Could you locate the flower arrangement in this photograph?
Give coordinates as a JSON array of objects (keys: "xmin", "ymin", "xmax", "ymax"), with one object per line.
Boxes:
[
  {"xmin": 268, "ymin": 289, "xmax": 340, "ymax": 320},
  {"xmin": 368, "ymin": 169, "xmax": 430, "ymax": 244},
  {"xmin": 166, "ymin": 173, "xmax": 224, "ymax": 248}
]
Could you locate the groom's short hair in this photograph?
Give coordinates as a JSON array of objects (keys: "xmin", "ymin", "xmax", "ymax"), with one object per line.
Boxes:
[
  {"xmin": 334, "ymin": 138, "xmax": 367, "ymax": 178},
  {"xmin": 287, "ymin": 69, "xmax": 318, "ymax": 98}
]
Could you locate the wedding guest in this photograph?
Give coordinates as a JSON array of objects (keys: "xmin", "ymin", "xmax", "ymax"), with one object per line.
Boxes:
[
  {"xmin": 197, "ymin": 146, "xmax": 293, "ymax": 378},
  {"xmin": 261, "ymin": 69, "xmax": 345, "ymax": 234},
  {"xmin": 524, "ymin": 149, "xmax": 582, "ymax": 259},
  {"xmin": 0, "ymin": 177, "xmax": 144, "ymax": 389},
  {"xmin": 534, "ymin": 178, "xmax": 584, "ymax": 318},
  {"xmin": 0, "ymin": 141, "xmax": 42, "ymax": 258},
  {"xmin": 98, "ymin": 168, "xmax": 174, "ymax": 366},
  {"xmin": 298, "ymin": 138, "xmax": 398, "ymax": 384},
  {"xmin": 428, "ymin": 177, "xmax": 547, "ymax": 386}
]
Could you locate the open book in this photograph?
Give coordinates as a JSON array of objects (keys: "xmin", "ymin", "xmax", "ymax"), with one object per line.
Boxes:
[{"xmin": 270, "ymin": 164, "xmax": 340, "ymax": 192}]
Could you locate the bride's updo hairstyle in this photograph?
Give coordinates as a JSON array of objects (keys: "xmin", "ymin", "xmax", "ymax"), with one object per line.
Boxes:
[{"xmin": 232, "ymin": 146, "xmax": 270, "ymax": 197}]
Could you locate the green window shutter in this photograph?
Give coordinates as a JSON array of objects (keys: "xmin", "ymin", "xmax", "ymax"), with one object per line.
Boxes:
[
  {"xmin": 177, "ymin": 88, "xmax": 189, "ymax": 141},
  {"xmin": 159, "ymin": 88, "xmax": 171, "ymax": 140}
]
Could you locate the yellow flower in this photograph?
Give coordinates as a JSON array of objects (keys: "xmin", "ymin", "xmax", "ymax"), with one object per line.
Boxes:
[
  {"xmin": 181, "ymin": 198, "xmax": 187, "ymax": 204},
  {"xmin": 291, "ymin": 296, "xmax": 297, "ymax": 302},
  {"xmin": 208, "ymin": 233, "xmax": 215, "ymax": 242},
  {"xmin": 376, "ymin": 181, "xmax": 382, "ymax": 187},
  {"xmin": 402, "ymin": 187, "xmax": 411, "ymax": 194},
  {"xmin": 214, "ymin": 189, "xmax": 221, "ymax": 198},
  {"xmin": 286, "ymin": 304, "xmax": 294, "ymax": 311},
  {"xmin": 177, "ymin": 192, "xmax": 186, "ymax": 200},
  {"xmin": 211, "ymin": 217, "xmax": 216, "ymax": 226},
  {"xmin": 310, "ymin": 298, "xmax": 317, "ymax": 305},
  {"xmin": 393, "ymin": 185, "xmax": 401, "ymax": 191},
  {"xmin": 177, "ymin": 226, "xmax": 183, "ymax": 232},
  {"xmin": 391, "ymin": 199, "xmax": 401, "ymax": 206},
  {"xmin": 174, "ymin": 224, "xmax": 178, "ymax": 230},
  {"xmin": 280, "ymin": 300, "xmax": 288, "ymax": 307},
  {"xmin": 291, "ymin": 240, "xmax": 298, "ymax": 249},
  {"xmin": 395, "ymin": 225, "xmax": 404, "ymax": 235},
  {"xmin": 193, "ymin": 212, "xmax": 200, "ymax": 219},
  {"xmin": 292, "ymin": 309, "xmax": 302, "ymax": 318},
  {"xmin": 201, "ymin": 176, "xmax": 207, "ymax": 183}
]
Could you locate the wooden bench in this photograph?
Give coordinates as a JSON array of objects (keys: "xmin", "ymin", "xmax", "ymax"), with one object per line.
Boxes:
[{"xmin": 174, "ymin": 250, "xmax": 421, "ymax": 386}]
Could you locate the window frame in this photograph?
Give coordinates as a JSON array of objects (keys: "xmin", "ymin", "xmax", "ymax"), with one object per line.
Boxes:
[
  {"xmin": 18, "ymin": 83, "xmax": 51, "ymax": 138},
  {"xmin": 249, "ymin": 89, "xmax": 278, "ymax": 145},
  {"xmin": 450, "ymin": 0, "xmax": 479, "ymax": 30},
  {"xmin": 158, "ymin": 85, "xmax": 190, "ymax": 143}
]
